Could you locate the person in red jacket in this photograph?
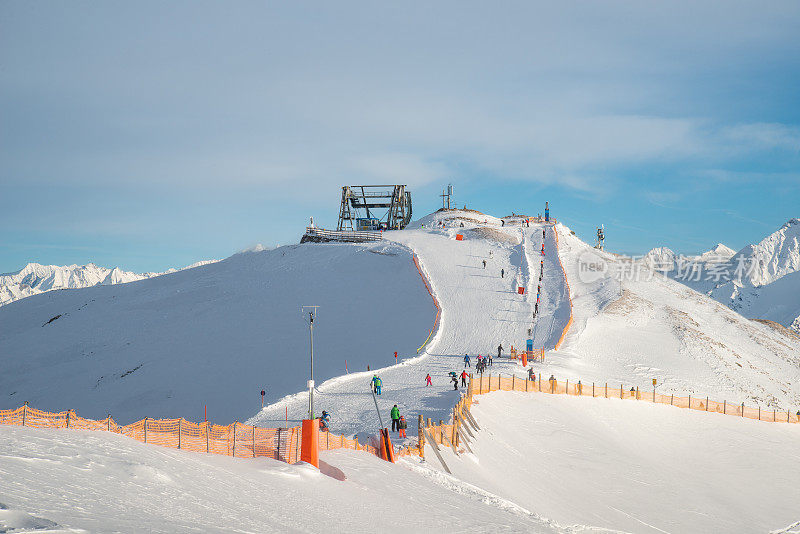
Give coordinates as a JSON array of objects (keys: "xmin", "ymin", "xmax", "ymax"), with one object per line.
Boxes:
[
  {"xmin": 460, "ymin": 370, "xmax": 468, "ymax": 387},
  {"xmin": 425, "ymin": 373, "xmax": 432, "ymax": 386}
]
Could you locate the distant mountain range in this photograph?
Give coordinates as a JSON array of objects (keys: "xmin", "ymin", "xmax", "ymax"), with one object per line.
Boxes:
[
  {"xmin": 642, "ymin": 218, "xmax": 800, "ymax": 333},
  {"xmin": 0, "ymin": 260, "xmax": 217, "ymax": 307}
]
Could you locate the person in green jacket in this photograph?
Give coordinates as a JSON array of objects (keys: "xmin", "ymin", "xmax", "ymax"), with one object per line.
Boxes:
[{"xmin": 390, "ymin": 404, "xmax": 401, "ymax": 432}]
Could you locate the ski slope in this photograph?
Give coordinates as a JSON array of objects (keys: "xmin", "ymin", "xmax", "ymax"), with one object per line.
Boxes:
[
  {"xmin": 249, "ymin": 211, "xmax": 571, "ymax": 437},
  {"xmin": 423, "ymin": 390, "xmax": 800, "ymax": 534},
  {"xmin": 0, "ymin": 242, "xmax": 436, "ymax": 424}
]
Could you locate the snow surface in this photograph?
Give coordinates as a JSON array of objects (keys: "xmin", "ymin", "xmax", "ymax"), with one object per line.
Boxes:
[
  {"xmin": 0, "ymin": 243, "xmax": 436, "ymax": 423},
  {"xmin": 424, "ymin": 390, "xmax": 800, "ymax": 534},
  {"xmin": 0, "ymin": 425, "xmax": 566, "ymax": 533},
  {"xmin": 0, "ymin": 260, "xmax": 217, "ymax": 308}
]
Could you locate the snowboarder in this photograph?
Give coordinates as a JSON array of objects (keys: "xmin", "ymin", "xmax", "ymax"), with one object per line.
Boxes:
[
  {"xmin": 460, "ymin": 222, "xmax": 464, "ymax": 227},
  {"xmin": 390, "ymin": 404, "xmax": 401, "ymax": 431},
  {"xmin": 398, "ymin": 416, "xmax": 407, "ymax": 438},
  {"xmin": 497, "ymin": 344, "xmax": 503, "ymax": 359},
  {"xmin": 461, "ymin": 369, "xmax": 468, "ymax": 387},
  {"xmin": 451, "ymin": 375, "xmax": 459, "ymax": 390},
  {"xmin": 501, "ymin": 268, "xmax": 505, "ymax": 278},
  {"xmin": 482, "ymin": 260, "xmax": 486, "ymax": 269},
  {"xmin": 464, "ymin": 354, "xmax": 470, "ymax": 367},
  {"xmin": 501, "ymin": 220, "xmax": 505, "ymax": 227},
  {"xmin": 371, "ymin": 375, "xmax": 382, "ymax": 395},
  {"xmin": 425, "ymin": 373, "xmax": 432, "ymax": 386}
]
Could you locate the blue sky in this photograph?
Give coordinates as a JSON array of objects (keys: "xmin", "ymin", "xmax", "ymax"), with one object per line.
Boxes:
[{"xmin": 2, "ymin": 1, "xmax": 799, "ymax": 273}]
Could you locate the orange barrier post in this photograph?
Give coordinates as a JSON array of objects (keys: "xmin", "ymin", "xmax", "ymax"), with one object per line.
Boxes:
[
  {"xmin": 301, "ymin": 418, "xmax": 319, "ymax": 468},
  {"xmin": 379, "ymin": 428, "xmax": 395, "ymax": 463}
]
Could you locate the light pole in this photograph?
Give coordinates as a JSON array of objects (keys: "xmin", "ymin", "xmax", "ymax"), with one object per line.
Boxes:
[{"xmin": 302, "ymin": 306, "xmax": 319, "ymax": 419}]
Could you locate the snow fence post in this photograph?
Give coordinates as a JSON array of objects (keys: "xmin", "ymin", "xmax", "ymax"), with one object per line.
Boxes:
[
  {"xmin": 724, "ymin": 401, "xmax": 726, "ymax": 415},
  {"xmin": 144, "ymin": 417, "xmax": 148, "ymax": 443},
  {"xmin": 253, "ymin": 425, "xmax": 256, "ymax": 457},
  {"xmin": 178, "ymin": 418, "xmax": 182, "ymax": 449},
  {"xmin": 66, "ymin": 409, "xmax": 70, "ymax": 429},
  {"xmin": 706, "ymin": 397, "xmax": 709, "ymax": 412},
  {"xmin": 232, "ymin": 422, "xmax": 237, "ymax": 457},
  {"xmin": 418, "ymin": 415, "xmax": 425, "ymax": 460},
  {"xmin": 566, "ymin": 379, "xmax": 569, "ymax": 395},
  {"xmin": 512, "ymin": 374, "xmax": 515, "ymax": 390},
  {"xmin": 689, "ymin": 395, "xmax": 691, "ymax": 409},
  {"xmin": 206, "ymin": 422, "xmax": 210, "ymax": 453},
  {"xmin": 741, "ymin": 402, "xmax": 744, "ymax": 417},
  {"xmin": 107, "ymin": 414, "xmax": 111, "ymax": 432},
  {"xmin": 605, "ymin": 383, "xmax": 607, "ymax": 398},
  {"xmin": 671, "ymin": 394, "xmax": 673, "ymax": 405},
  {"xmin": 758, "ymin": 406, "xmax": 761, "ymax": 420},
  {"xmin": 22, "ymin": 401, "xmax": 27, "ymax": 427}
]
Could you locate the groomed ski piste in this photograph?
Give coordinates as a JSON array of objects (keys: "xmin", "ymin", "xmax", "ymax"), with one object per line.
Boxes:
[{"xmin": 2, "ymin": 209, "xmax": 799, "ymax": 533}]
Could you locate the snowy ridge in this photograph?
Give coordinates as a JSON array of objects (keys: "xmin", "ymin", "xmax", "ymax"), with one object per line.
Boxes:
[
  {"xmin": 0, "ymin": 260, "xmax": 218, "ymax": 307},
  {"xmin": 640, "ymin": 218, "xmax": 800, "ymax": 332},
  {"xmin": 555, "ymin": 223, "xmax": 800, "ymax": 408}
]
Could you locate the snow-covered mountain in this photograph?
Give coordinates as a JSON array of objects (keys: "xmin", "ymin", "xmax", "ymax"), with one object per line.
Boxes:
[
  {"xmin": 0, "ymin": 260, "xmax": 217, "ymax": 308},
  {"xmin": 3, "ymin": 209, "xmax": 800, "ymax": 534},
  {"xmin": 642, "ymin": 219, "xmax": 800, "ymax": 332}
]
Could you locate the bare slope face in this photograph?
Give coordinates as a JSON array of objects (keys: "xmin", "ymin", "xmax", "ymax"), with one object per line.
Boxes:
[
  {"xmin": 554, "ymin": 224, "xmax": 800, "ymax": 408},
  {"xmin": 0, "ymin": 242, "xmax": 436, "ymax": 423}
]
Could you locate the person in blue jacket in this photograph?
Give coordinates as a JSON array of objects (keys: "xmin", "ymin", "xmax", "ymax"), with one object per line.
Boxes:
[
  {"xmin": 371, "ymin": 375, "xmax": 382, "ymax": 395},
  {"xmin": 464, "ymin": 354, "xmax": 470, "ymax": 367}
]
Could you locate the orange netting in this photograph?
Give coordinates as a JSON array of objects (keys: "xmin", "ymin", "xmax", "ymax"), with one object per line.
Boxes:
[
  {"xmin": 0, "ymin": 405, "xmax": 302, "ymax": 464},
  {"xmin": 466, "ymin": 373, "xmax": 800, "ymax": 424}
]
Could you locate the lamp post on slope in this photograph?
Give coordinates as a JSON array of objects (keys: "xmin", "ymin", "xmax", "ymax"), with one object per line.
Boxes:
[{"xmin": 302, "ymin": 306, "xmax": 320, "ymax": 419}]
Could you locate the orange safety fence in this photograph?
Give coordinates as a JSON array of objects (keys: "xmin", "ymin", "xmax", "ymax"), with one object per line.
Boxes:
[
  {"xmin": 412, "ymin": 252, "xmax": 441, "ymax": 353},
  {"xmin": 551, "ymin": 223, "xmax": 574, "ymax": 351},
  {"xmin": 469, "ymin": 373, "xmax": 800, "ymax": 424},
  {"xmin": 0, "ymin": 404, "xmax": 302, "ymax": 464}
]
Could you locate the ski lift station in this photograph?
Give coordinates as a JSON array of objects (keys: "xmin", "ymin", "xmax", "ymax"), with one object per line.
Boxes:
[{"xmin": 337, "ymin": 185, "xmax": 413, "ymax": 231}]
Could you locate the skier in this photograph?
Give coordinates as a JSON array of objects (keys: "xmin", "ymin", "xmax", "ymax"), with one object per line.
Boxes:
[
  {"xmin": 535, "ymin": 302, "xmax": 539, "ymax": 314},
  {"xmin": 398, "ymin": 415, "xmax": 407, "ymax": 438},
  {"xmin": 371, "ymin": 375, "xmax": 382, "ymax": 395},
  {"xmin": 541, "ymin": 243, "xmax": 545, "ymax": 256},
  {"xmin": 543, "ymin": 229, "xmax": 546, "ymax": 239},
  {"xmin": 482, "ymin": 260, "xmax": 486, "ymax": 269},
  {"xmin": 319, "ymin": 410, "xmax": 331, "ymax": 432},
  {"xmin": 497, "ymin": 344, "xmax": 503, "ymax": 359},
  {"xmin": 464, "ymin": 354, "xmax": 470, "ymax": 367},
  {"xmin": 501, "ymin": 219, "xmax": 505, "ymax": 227},
  {"xmin": 461, "ymin": 369, "xmax": 468, "ymax": 388},
  {"xmin": 488, "ymin": 353, "xmax": 493, "ymax": 366},
  {"xmin": 425, "ymin": 373, "xmax": 432, "ymax": 387},
  {"xmin": 390, "ymin": 405, "xmax": 401, "ymax": 432},
  {"xmin": 528, "ymin": 367, "xmax": 536, "ymax": 381},
  {"xmin": 501, "ymin": 268, "xmax": 505, "ymax": 278},
  {"xmin": 451, "ymin": 374, "xmax": 459, "ymax": 390}
]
